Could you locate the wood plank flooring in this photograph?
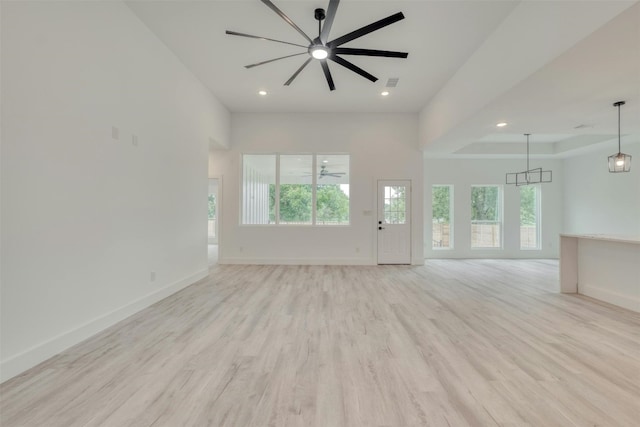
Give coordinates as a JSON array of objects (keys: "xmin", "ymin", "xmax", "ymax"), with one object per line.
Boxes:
[{"xmin": 1, "ymin": 260, "xmax": 639, "ymax": 426}]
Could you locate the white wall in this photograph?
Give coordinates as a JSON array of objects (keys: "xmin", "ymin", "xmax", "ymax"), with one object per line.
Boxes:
[
  {"xmin": 1, "ymin": 1, "xmax": 230, "ymax": 381},
  {"xmin": 209, "ymin": 113, "xmax": 423, "ymax": 265},
  {"xmin": 424, "ymin": 157, "xmax": 564, "ymax": 258},
  {"xmin": 563, "ymin": 142, "xmax": 640, "ymax": 236}
]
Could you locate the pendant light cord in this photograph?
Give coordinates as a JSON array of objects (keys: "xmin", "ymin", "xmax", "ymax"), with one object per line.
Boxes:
[{"xmin": 618, "ymin": 103, "xmax": 622, "ymax": 153}]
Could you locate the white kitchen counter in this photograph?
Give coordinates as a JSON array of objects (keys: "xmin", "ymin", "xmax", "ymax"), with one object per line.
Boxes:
[{"xmin": 559, "ymin": 234, "xmax": 640, "ymax": 312}]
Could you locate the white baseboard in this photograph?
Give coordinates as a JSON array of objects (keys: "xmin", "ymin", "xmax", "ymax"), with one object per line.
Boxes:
[
  {"xmin": 579, "ymin": 284, "xmax": 640, "ymax": 312},
  {"xmin": 219, "ymin": 257, "xmax": 375, "ymax": 265},
  {"xmin": 0, "ymin": 269, "xmax": 208, "ymax": 383}
]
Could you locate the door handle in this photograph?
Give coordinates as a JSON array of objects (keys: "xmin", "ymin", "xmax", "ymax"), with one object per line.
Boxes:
[{"xmin": 378, "ymin": 226, "xmax": 385, "ymax": 230}]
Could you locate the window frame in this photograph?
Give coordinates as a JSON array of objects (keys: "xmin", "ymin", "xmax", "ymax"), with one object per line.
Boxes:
[{"xmin": 241, "ymin": 153, "xmax": 350, "ymax": 227}]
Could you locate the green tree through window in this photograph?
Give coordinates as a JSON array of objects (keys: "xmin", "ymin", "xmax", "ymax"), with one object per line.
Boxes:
[
  {"xmin": 432, "ymin": 186, "xmax": 450, "ymax": 223},
  {"xmin": 317, "ymin": 185, "xmax": 349, "ymax": 224},
  {"xmin": 279, "ymin": 184, "xmax": 312, "ymax": 223},
  {"xmin": 520, "ymin": 186, "xmax": 536, "ymax": 225},
  {"xmin": 471, "ymin": 186, "xmax": 499, "ymax": 221}
]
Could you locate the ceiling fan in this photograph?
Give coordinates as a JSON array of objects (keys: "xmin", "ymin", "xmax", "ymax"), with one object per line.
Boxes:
[
  {"xmin": 319, "ymin": 165, "xmax": 346, "ymax": 178},
  {"xmin": 301, "ymin": 165, "xmax": 346, "ymax": 179},
  {"xmin": 226, "ymin": 0, "xmax": 408, "ymax": 91}
]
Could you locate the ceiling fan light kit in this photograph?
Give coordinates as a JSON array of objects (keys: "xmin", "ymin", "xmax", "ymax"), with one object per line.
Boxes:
[
  {"xmin": 226, "ymin": 0, "xmax": 408, "ymax": 91},
  {"xmin": 608, "ymin": 101, "xmax": 631, "ymax": 173},
  {"xmin": 506, "ymin": 134, "xmax": 553, "ymax": 186}
]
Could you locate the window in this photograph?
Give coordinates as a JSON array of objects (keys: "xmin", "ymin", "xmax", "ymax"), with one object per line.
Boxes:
[
  {"xmin": 432, "ymin": 185, "xmax": 453, "ymax": 249},
  {"xmin": 471, "ymin": 185, "xmax": 502, "ymax": 248},
  {"xmin": 242, "ymin": 154, "xmax": 349, "ymax": 225},
  {"xmin": 520, "ymin": 185, "xmax": 541, "ymax": 249}
]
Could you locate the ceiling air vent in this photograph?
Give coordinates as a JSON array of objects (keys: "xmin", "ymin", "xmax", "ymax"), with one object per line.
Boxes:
[{"xmin": 386, "ymin": 77, "xmax": 400, "ymax": 88}]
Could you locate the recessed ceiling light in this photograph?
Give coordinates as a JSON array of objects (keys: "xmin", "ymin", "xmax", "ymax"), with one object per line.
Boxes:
[
  {"xmin": 258, "ymin": 90, "xmax": 267, "ymax": 96},
  {"xmin": 322, "ymin": 160, "xmax": 328, "ymax": 163},
  {"xmin": 381, "ymin": 91, "xmax": 390, "ymax": 96},
  {"xmin": 496, "ymin": 122, "xmax": 507, "ymax": 127}
]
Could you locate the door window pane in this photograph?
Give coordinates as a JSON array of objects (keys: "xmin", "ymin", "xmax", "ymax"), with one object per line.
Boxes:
[{"xmin": 384, "ymin": 186, "xmax": 406, "ymax": 224}]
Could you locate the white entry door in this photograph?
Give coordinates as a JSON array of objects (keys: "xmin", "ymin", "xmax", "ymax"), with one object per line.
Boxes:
[{"xmin": 377, "ymin": 180, "xmax": 411, "ymax": 264}]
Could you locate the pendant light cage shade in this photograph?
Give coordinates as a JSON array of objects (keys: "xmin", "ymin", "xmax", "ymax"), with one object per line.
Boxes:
[
  {"xmin": 609, "ymin": 100, "xmax": 631, "ymax": 173},
  {"xmin": 506, "ymin": 133, "xmax": 552, "ymax": 185},
  {"xmin": 608, "ymin": 152, "xmax": 631, "ymax": 173},
  {"xmin": 506, "ymin": 168, "xmax": 552, "ymax": 186}
]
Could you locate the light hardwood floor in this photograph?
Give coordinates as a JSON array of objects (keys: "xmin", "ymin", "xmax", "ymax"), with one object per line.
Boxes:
[{"xmin": 1, "ymin": 260, "xmax": 639, "ymax": 426}]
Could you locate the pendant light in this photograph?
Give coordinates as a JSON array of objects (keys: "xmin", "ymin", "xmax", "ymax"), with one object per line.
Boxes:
[
  {"xmin": 608, "ymin": 101, "xmax": 631, "ymax": 173},
  {"xmin": 506, "ymin": 134, "xmax": 552, "ymax": 186}
]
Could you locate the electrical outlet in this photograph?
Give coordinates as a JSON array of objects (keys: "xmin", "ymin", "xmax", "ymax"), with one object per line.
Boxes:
[
  {"xmin": 150, "ymin": 271, "xmax": 156, "ymax": 282},
  {"xmin": 132, "ymin": 134, "xmax": 138, "ymax": 146},
  {"xmin": 355, "ymin": 247, "xmax": 360, "ymax": 253},
  {"xmin": 112, "ymin": 126, "xmax": 119, "ymax": 140}
]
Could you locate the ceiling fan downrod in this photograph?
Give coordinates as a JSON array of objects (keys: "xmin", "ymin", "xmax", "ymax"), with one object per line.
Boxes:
[{"xmin": 315, "ymin": 8, "xmax": 326, "ymax": 38}]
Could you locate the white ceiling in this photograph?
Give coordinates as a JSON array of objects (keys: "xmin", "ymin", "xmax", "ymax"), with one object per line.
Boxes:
[{"xmin": 126, "ymin": 0, "xmax": 640, "ymax": 157}]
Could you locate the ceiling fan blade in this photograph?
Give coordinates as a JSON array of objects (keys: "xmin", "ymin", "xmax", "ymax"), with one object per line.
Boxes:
[
  {"xmin": 225, "ymin": 30, "xmax": 308, "ymax": 49},
  {"xmin": 260, "ymin": 0, "xmax": 313, "ymax": 44},
  {"xmin": 333, "ymin": 47, "xmax": 408, "ymax": 58},
  {"xmin": 330, "ymin": 55, "xmax": 377, "ymax": 82},
  {"xmin": 328, "ymin": 12, "xmax": 405, "ymax": 47},
  {"xmin": 284, "ymin": 58, "xmax": 312, "ymax": 86},
  {"xmin": 245, "ymin": 52, "xmax": 307, "ymax": 69},
  {"xmin": 320, "ymin": 0, "xmax": 340, "ymax": 44},
  {"xmin": 320, "ymin": 59, "xmax": 336, "ymax": 91}
]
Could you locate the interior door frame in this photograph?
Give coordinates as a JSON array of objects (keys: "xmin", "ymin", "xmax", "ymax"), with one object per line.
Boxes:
[{"xmin": 376, "ymin": 179, "xmax": 412, "ymax": 265}]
